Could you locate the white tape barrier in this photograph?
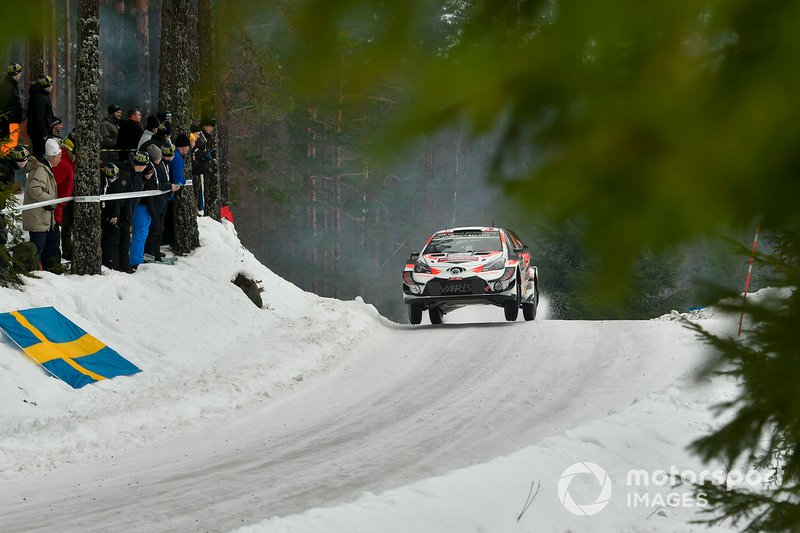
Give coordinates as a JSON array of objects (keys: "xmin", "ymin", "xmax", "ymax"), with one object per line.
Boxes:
[{"xmin": 0, "ymin": 185, "xmax": 193, "ymax": 215}]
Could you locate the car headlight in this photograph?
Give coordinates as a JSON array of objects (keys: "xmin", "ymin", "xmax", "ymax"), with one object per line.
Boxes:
[
  {"xmin": 483, "ymin": 257, "xmax": 506, "ymax": 271},
  {"xmin": 414, "ymin": 262, "xmax": 432, "ymax": 273}
]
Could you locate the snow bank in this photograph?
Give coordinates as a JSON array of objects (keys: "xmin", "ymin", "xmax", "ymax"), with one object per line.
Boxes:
[{"xmin": 0, "ymin": 218, "xmax": 384, "ymax": 480}]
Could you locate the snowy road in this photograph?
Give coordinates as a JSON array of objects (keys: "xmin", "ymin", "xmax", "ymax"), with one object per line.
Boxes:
[{"xmin": 0, "ymin": 306, "xmax": 710, "ymax": 532}]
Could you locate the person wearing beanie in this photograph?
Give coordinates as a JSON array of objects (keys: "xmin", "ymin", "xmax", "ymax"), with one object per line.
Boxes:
[
  {"xmin": 114, "ymin": 149, "xmax": 148, "ymax": 273},
  {"xmin": 137, "ymin": 116, "xmax": 161, "ymax": 149},
  {"xmin": 193, "ymin": 118, "xmax": 216, "ymax": 214},
  {"xmin": 100, "ymin": 104, "xmax": 122, "ymax": 162},
  {"xmin": 48, "ymin": 116, "xmax": 64, "ymax": 140},
  {"xmin": 26, "ymin": 75, "xmax": 55, "ymax": 158},
  {"xmin": 22, "ymin": 137, "xmax": 61, "ymax": 270},
  {"xmin": 100, "ymin": 162, "xmax": 125, "ymax": 270},
  {"xmin": 0, "ymin": 144, "xmax": 29, "ymax": 245},
  {"xmin": 116, "ymin": 108, "xmax": 142, "ymax": 163},
  {"xmin": 162, "ymin": 139, "xmax": 187, "ymax": 247},
  {"xmin": 53, "ymin": 133, "xmax": 76, "ymax": 261},
  {"xmin": 0, "ymin": 63, "xmax": 24, "ymax": 156},
  {"xmin": 157, "ymin": 111, "xmax": 173, "ymax": 137},
  {"xmin": 130, "ymin": 158, "xmax": 157, "ymax": 269},
  {"xmin": 144, "ymin": 145, "xmax": 170, "ymax": 261}
]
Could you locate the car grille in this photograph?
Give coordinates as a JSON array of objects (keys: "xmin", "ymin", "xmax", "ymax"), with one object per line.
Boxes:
[{"xmin": 425, "ymin": 277, "xmax": 487, "ymax": 296}]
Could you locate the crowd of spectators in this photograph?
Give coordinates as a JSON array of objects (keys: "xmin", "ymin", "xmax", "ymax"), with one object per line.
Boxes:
[{"xmin": 0, "ymin": 62, "xmax": 219, "ymax": 274}]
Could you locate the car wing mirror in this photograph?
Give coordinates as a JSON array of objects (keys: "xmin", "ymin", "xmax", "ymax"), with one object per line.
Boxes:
[{"xmin": 409, "ymin": 252, "xmax": 420, "ymax": 261}]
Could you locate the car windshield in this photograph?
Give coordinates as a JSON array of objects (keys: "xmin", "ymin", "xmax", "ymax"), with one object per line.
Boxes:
[{"xmin": 424, "ymin": 232, "xmax": 502, "ymax": 254}]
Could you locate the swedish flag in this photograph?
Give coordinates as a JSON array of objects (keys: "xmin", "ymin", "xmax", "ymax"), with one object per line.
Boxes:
[{"xmin": 0, "ymin": 307, "xmax": 141, "ymax": 389}]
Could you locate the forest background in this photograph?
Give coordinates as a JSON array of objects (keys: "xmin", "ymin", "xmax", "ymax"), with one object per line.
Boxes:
[{"xmin": 0, "ymin": 0, "xmax": 761, "ymax": 321}]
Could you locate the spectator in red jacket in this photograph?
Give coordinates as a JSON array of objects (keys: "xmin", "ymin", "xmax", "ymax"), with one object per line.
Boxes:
[{"xmin": 53, "ymin": 134, "xmax": 76, "ymax": 261}]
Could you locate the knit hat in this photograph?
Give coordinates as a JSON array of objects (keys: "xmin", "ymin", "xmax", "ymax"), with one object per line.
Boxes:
[
  {"xmin": 50, "ymin": 117, "xmax": 63, "ymax": 128},
  {"xmin": 38, "ymin": 74, "xmax": 53, "ymax": 88},
  {"xmin": 108, "ymin": 104, "xmax": 122, "ymax": 115},
  {"xmin": 131, "ymin": 150, "xmax": 150, "ymax": 165},
  {"xmin": 9, "ymin": 144, "xmax": 29, "ymax": 161},
  {"xmin": 7, "ymin": 63, "xmax": 22, "ymax": 75},
  {"xmin": 157, "ymin": 111, "xmax": 172, "ymax": 123},
  {"xmin": 62, "ymin": 135, "xmax": 75, "ymax": 153},
  {"xmin": 160, "ymin": 143, "xmax": 176, "ymax": 156},
  {"xmin": 200, "ymin": 116, "xmax": 216, "ymax": 127},
  {"xmin": 101, "ymin": 162, "xmax": 119, "ymax": 177},
  {"xmin": 145, "ymin": 116, "xmax": 160, "ymax": 130},
  {"xmin": 44, "ymin": 138, "xmax": 61, "ymax": 158},
  {"xmin": 174, "ymin": 134, "xmax": 190, "ymax": 148},
  {"xmin": 146, "ymin": 144, "xmax": 162, "ymax": 162}
]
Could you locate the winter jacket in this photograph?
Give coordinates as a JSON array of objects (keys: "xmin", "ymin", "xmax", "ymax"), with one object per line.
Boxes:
[
  {"xmin": 168, "ymin": 152, "xmax": 186, "ymax": 186},
  {"xmin": 139, "ymin": 163, "xmax": 159, "ymax": 218},
  {"xmin": 53, "ymin": 148, "xmax": 75, "ymax": 225},
  {"xmin": 26, "ymin": 84, "xmax": 53, "ymax": 142},
  {"xmin": 0, "ymin": 75, "xmax": 23, "ymax": 136},
  {"xmin": 116, "ymin": 119, "xmax": 143, "ymax": 162},
  {"xmin": 151, "ymin": 159, "xmax": 170, "ymax": 212},
  {"xmin": 192, "ymin": 130, "xmax": 215, "ymax": 177},
  {"xmin": 118, "ymin": 160, "xmax": 145, "ymax": 218},
  {"xmin": 101, "ymin": 175, "xmax": 124, "ymax": 222},
  {"xmin": 22, "ymin": 157, "xmax": 57, "ymax": 232},
  {"xmin": 100, "ymin": 116, "xmax": 120, "ymax": 149}
]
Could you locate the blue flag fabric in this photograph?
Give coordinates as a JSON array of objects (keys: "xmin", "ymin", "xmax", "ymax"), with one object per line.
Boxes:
[{"xmin": 0, "ymin": 307, "xmax": 141, "ymax": 389}]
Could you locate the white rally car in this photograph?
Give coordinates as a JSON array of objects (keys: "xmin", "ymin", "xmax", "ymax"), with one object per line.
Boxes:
[{"xmin": 402, "ymin": 227, "xmax": 540, "ymax": 324}]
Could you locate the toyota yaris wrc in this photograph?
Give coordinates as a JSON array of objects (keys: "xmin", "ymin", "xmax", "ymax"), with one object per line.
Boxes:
[{"xmin": 402, "ymin": 227, "xmax": 540, "ymax": 324}]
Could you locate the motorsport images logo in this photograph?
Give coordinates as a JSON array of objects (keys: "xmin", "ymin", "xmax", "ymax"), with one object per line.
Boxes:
[{"xmin": 557, "ymin": 462, "xmax": 613, "ymax": 516}]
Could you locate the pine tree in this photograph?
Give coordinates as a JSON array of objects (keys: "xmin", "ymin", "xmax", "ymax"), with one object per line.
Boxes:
[
  {"xmin": 71, "ymin": 0, "xmax": 102, "ymax": 275},
  {"xmin": 159, "ymin": 0, "xmax": 199, "ymax": 254}
]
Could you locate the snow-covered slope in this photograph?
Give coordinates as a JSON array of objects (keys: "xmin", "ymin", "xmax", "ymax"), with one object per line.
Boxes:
[{"xmin": 0, "ymin": 219, "xmax": 748, "ymax": 532}]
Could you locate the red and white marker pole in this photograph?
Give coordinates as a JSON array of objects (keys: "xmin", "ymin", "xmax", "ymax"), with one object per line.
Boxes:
[{"xmin": 738, "ymin": 226, "xmax": 760, "ymax": 337}]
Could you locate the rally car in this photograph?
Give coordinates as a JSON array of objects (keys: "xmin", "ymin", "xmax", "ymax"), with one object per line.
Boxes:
[{"xmin": 402, "ymin": 227, "xmax": 540, "ymax": 324}]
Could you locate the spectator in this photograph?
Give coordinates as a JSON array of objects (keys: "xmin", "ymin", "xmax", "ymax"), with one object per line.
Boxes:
[
  {"xmin": 0, "ymin": 145, "xmax": 30, "ymax": 245},
  {"xmin": 157, "ymin": 111, "xmax": 173, "ymax": 138},
  {"xmin": 27, "ymin": 75, "xmax": 55, "ymax": 158},
  {"xmin": 130, "ymin": 156, "xmax": 156, "ymax": 270},
  {"xmin": 22, "ymin": 137, "xmax": 61, "ymax": 269},
  {"xmin": 0, "ymin": 63, "xmax": 24, "ymax": 156},
  {"xmin": 116, "ymin": 108, "xmax": 142, "ymax": 163},
  {"xmin": 144, "ymin": 144, "xmax": 170, "ymax": 261},
  {"xmin": 53, "ymin": 134, "xmax": 76, "ymax": 261},
  {"xmin": 138, "ymin": 116, "xmax": 160, "ymax": 149},
  {"xmin": 48, "ymin": 116, "xmax": 64, "ymax": 140},
  {"xmin": 100, "ymin": 162, "xmax": 124, "ymax": 270},
  {"xmin": 192, "ymin": 118, "xmax": 216, "ymax": 212},
  {"xmin": 163, "ymin": 135, "xmax": 189, "ymax": 246},
  {"xmin": 100, "ymin": 104, "xmax": 122, "ymax": 162}
]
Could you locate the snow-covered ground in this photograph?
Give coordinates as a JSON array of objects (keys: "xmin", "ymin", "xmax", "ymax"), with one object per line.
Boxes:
[{"xmin": 0, "ymin": 219, "xmax": 760, "ymax": 532}]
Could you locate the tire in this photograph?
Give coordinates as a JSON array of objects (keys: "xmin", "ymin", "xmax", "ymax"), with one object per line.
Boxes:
[
  {"xmin": 408, "ymin": 303, "xmax": 423, "ymax": 325},
  {"xmin": 522, "ymin": 281, "xmax": 539, "ymax": 321},
  {"xmin": 504, "ymin": 275, "xmax": 521, "ymax": 321},
  {"xmin": 429, "ymin": 306, "xmax": 443, "ymax": 325}
]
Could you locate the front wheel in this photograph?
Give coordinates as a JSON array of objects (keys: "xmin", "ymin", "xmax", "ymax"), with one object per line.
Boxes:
[
  {"xmin": 522, "ymin": 282, "xmax": 539, "ymax": 321},
  {"xmin": 429, "ymin": 306, "xmax": 443, "ymax": 325},
  {"xmin": 408, "ymin": 303, "xmax": 423, "ymax": 325},
  {"xmin": 504, "ymin": 276, "xmax": 521, "ymax": 321}
]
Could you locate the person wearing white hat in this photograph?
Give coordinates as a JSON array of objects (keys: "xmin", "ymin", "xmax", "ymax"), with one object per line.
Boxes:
[{"xmin": 22, "ymin": 137, "xmax": 62, "ymax": 270}]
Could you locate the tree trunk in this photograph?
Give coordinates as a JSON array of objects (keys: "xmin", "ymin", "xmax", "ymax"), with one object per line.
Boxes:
[
  {"xmin": 216, "ymin": 0, "xmax": 231, "ymax": 208},
  {"xmin": 49, "ymin": 0, "xmax": 59, "ymax": 113},
  {"xmin": 72, "ymin": 0, "xmax": 102, "ymax": 275},
  {"xmin": 198, "ymin": 0, "xmax": 221, "ymax": 221},
  {"xmin": 64, "ymin": 0, "xmax": 73, "ymax": 127},
  {"xmin": 137, "ymin": 0, "xmax": 152, "ymax": 116},
  {"xmin": 160, "ymin": 0, "xmax": 199, "ymax": 254}
]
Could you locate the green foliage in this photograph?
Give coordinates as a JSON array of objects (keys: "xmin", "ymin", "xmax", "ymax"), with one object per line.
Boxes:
[
  {"xmin": 686, "ymin": 234, "xmax": 800, "ymax": 530},
  {"xmin": 229, "ymin": 0, "xmax": 800, "ymax": 527}
]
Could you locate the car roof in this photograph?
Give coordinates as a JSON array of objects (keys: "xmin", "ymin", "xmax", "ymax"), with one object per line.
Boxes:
[{"xmin": 433, "ymin": 227, "xmax": 503, "ymax": 235}]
